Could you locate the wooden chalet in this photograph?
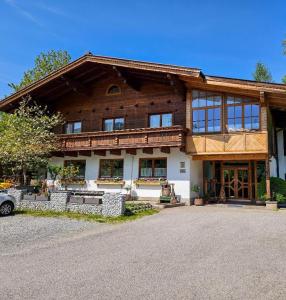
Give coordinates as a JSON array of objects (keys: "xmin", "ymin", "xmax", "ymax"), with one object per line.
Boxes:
[{"xmin": 1, "ymin": 53, "xmax": 286, "ymax": 203}]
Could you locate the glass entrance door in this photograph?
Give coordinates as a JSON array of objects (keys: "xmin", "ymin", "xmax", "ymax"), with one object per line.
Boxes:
[{"xmin": 223, "ymin": 167, "xmax": 249, "ymax": 199}]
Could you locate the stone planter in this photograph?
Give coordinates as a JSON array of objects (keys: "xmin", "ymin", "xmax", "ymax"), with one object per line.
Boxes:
[
  {"xmin": 265, "ymin": 201, "xmax": 278, "ymax": 210},
  {"xmin": 194, "ymin": 198, "xmax": 204, "ymax": 206}
]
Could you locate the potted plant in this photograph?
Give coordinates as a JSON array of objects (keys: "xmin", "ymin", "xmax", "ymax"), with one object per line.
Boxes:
[
  {"xmin": 47, "ymin": 164, "xmax": 62, "ymax": 191},
  {"xmin": 191, "ymin": 184, "xmax": 203, "ymax": 206},
  {"xmin": 276, "ymin": 193, "xmax": 286, "ymax": 208}
]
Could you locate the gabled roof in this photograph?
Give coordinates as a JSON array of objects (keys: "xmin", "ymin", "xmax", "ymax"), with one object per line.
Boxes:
[
  {"xmin": 0, "ymin": 53, "xmax": 203, "ymax": 109},
  {"xmin": 1, "ymin": 53, "xmax": 286, "ymax": 110}
]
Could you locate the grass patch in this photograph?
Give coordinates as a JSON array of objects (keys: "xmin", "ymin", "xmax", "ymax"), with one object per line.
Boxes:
[{"xmin": 15, "ymin": 208, "xmax": 159, "ymax": 224}]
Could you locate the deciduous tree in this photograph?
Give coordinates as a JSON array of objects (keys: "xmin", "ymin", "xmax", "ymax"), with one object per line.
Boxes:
[{"xmin": 0, "ymin": 97, "xmax": 63, "ymax": 184}]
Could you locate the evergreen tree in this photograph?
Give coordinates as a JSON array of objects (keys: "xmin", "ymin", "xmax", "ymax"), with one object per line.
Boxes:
[
  {"xmin": 8, "ymin": 50, "xmax": 71, "ymax": 92},
  {"xmin": 253, "ymin": 62, "xmax": 273, "ymax": 82}
]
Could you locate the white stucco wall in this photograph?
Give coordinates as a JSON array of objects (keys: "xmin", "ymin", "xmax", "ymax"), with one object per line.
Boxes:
[{"xmin": 49, "ymin": 148, "xmax": 203, "ymax": 203}]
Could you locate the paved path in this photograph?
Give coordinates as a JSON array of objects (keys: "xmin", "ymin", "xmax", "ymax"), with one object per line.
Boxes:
[{"xmin": 1, "ymin": 207, "xmax": 286, "ymax": 299}]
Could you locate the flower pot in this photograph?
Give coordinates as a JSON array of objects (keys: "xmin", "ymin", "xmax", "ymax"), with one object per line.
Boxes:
[
  {"xmin": 194, "ymin": 198, "xmax": 204, "ymax": 206},
  {"xmin": 265, "ymin": 201, "xmax": 278, "ymax": 210}
]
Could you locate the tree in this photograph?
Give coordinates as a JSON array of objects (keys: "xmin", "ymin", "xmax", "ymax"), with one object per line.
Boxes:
[
  {"xmin": 59, "ymin": 165, "xmax": 80, "ymax": 190},
  {"xmin": 0, "ymin": 97, "xmax": 64, "ymax": 184},
  {"xmin": 8, "ymin": 50, "xmax": 71, "ymax": 92},
  {"xmin": 253, "ymin": 62, "xmax": 273, "ymax": 82}
]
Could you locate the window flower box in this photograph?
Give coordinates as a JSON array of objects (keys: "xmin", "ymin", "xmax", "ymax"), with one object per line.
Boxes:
[
  {"xmin": 134, "ymin": 178, "xmax": 167, "ymax": 186},
  {"xmin": 95, "ymin": 178, "xmax": 125, "ymax": 186},
  {"xmin": 60, "ymin": 179, "xmax": 86, "ymax": 186}
]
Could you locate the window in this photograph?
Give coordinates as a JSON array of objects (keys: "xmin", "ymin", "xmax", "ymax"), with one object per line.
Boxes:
[
  {"xmin": 65, "ymin": 121, "xmax": 82, "ymax": 134},
  {"xmin": 139, "ymin": 158, "xmax": 167, "ymax": 178},
  {"xmin": 103, "ymin": 118, "xmax": 125, "ymax": 131},
  {"xmin": 64, "ymin": 160, "xmax": 86, "ymax": 178},
  {"xmin": 192, "ymin": 90, "xmax": 222, "ymax": 133},
  {"xmin": 149, "ymin": 113, "xmax": 173, "ymax": 128},
  {"xmin": 106, "ymin": 85, "xmax": 121, "ymax": 95},
  {"xmin": 227, "ymin": 96, "xmax": 260, "ymax": 131},
  {"xmin": 99, "ymin": 159, "xmax": 124, "ymax": 178}
]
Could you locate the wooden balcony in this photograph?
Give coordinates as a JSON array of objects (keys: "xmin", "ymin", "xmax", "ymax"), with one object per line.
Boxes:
[
  {"xmin": 187, "ymin": 131, "xmax": 268, "ymax": 160},
  {"xmin": 57, "ymin": 126, "xmax": 186, "ymax": 153}
]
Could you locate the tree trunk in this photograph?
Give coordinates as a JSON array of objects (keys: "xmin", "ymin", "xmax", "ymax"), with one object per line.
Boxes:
[{"xmin": 22, "ymin": 166, "xmax": 27, "ymax": 186}]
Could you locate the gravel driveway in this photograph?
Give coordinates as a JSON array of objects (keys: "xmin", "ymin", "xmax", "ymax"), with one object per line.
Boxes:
[{"xmin": 1, "ymin": 207, "xmax": 286, "ymax": 300}]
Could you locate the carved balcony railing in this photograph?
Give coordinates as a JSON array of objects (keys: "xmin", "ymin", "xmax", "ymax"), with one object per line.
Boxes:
[
  {"xmin": 57, "ymin": 126, "xmax": 186, "ymax": 152},
  {"xmin": 186, "ymin": 131, "xmax": 268, "ymax": 156}
]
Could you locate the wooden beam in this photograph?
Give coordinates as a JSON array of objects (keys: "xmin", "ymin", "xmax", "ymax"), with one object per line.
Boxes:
[
  {"xmin": 110, "ymin": 149, "xmax": 121, "ymax": 156},
  {"xmin": 126, "ymin": 148, "xmax": 137, "ymax": 155},
  {"xmin": 60, "ymin": 75, "xmax": 91, "ymax": 96},
  {"xmin": 80, "ymin": 150, "xmax": 92, "ymax": 157},
  {"xmin": 166, "ymin": 74, "xmax": 186, "ymax": 95},
  {"xmin": 53, "ymin": 152, "xmax": 65, "ymax": 157},
  {"xmin": 143, "ymin": 148, "xmax": 153, "ymax": 154},
  {"xmin": 64, "ymin": 151, "xmax": 78, "ymax": 157},
  {"xmin": 192, "ymin": 153, "xmax": 268, "ymax": 161},
  {"xmin": 112, "ymin": 66, "xmax": 141, "ymax": 91},
  {"xmin": 260, "ymin": 91, "xmax": 266, "ymax": 105},
  {"xmin": 265, "ymin": 159, "xmax": 271, "ymax": 199},
  {"xmin": 160, "ymin": 147, "xmax": 170, "ymax": 154},
  {"xmin": 94, "ymin": 150, "xmax": 106, "ymax": 156}
]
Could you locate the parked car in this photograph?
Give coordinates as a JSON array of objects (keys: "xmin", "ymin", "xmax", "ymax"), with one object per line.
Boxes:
[{"xmin": 0, "ymin": 192, "xmax": 16, "ymax": 216}]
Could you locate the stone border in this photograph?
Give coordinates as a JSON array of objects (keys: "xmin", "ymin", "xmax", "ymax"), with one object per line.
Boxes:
[{"xmin": 8, "ymin": 189, "xmax": 125, "ymax": 217}]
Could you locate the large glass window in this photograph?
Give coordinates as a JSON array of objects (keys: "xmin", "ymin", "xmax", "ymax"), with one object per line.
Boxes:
[
  {"xmin": 99, "ymin": 159, "xmax": 124, "ymax": 178},
  {"xmin": 103, "ymin": 118, "xmax": 124, "ymax": 131},
  {"xmin": 64, "ymin": 160, "xmax": 86, "ymax": 178},
  {"xmin": 149, "ymin": 113, "xmax": 173, "ymax": 128},
  {"xmin": 65, "ymin": 121, "xmax": 82, "ymax": 134},
  {"xmin": 139, "ymin": 158, "xmax": 167, "ymax": 178},
  {"xmin": 192, "ymin": 90, "xmax": 222, "ymax": 133},
  {"xmin": 227, "ymin": 96, "xmax": 260, "ymax": 131}
]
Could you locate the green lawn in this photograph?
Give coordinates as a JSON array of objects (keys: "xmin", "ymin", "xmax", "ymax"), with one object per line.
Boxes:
[{"xmin": 15, "ymin": 208, "xmax": 159, "ymax": 224}]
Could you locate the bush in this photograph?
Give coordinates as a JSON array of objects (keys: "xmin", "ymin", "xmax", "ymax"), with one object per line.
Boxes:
[
  {"xmin": 257, "ymin": 177, "xmax": 286, "ymax": 200},
  {"xmin": 125, "ymin": 203, "xmax": 153, "ymax": 215},
  {"xmin": 275, "ymin": 193, "xmax": 286, "ymax": 203}
]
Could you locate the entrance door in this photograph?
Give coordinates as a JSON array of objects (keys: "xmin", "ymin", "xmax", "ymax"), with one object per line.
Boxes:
[{"xmin": 223, "ymin": 167, "xmax": 249, "ymax": 199}]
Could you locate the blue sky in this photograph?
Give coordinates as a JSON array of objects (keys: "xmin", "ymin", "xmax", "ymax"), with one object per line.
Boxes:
[{"xmin": 0, "ymin": 0, "xmax": 285, "ymax": 98}]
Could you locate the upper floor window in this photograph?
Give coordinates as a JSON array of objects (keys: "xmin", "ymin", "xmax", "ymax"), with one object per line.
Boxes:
[
  {"xmin": 103, "ymin": 118, "xmax": 124, "ymax": 131},
  {"xmin": 149, "ymin": 113, "xmax": 173, "ymax": 128},
  {"xmin": 226, "ymin": 96, "xmax": 260, "ymax": 131},
  {"xmin": 99, "ymin": 159, "xmax": 124, "ymax": 178},
  {"xmin": 106, "ymin": 85, "xmax": 121, "ymax": 96},
  {"xmin": 192, "ymin": 90, "xmax": 222, "ymax": 133},
  {"xmin": 65, "ymin": 121, "xmax": 82, "ymax": 134},
  {"xmin": 64, "ymin": 160, "xmax": 86, "ymax": 178},
  {"xmin": 139, "ymin": 158, "xmax": 167, "ymax": 178}
]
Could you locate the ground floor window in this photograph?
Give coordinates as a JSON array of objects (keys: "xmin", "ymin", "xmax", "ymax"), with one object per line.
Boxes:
[
  {"xmin": 99, "ymin": 159, "xmax": 124, "ymax": 178},
  {"xmin": 139, "ymin": 158, "xmax": 167, "ymax": 178},
  {"xmin": 64, "ymin": 160, "xmax": 86, "ymax": 178}
]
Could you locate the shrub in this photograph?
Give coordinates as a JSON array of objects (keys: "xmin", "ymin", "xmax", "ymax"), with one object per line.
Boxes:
[
  {"xmin": 274, "ymin": 193, "xmax": 286, "ymax": 203},
  {"xmin": 257, "ymin": 177, "xmax": 286, "ymax": 200}
]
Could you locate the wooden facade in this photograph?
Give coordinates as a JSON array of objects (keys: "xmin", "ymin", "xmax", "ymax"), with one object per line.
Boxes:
[
  {"xmin": 58, "ymin": 126, "xmax": 185, "ymax": 153},
  {"xmin": 1, "ymin": 54, "xmax": 286, "ymax": 202}
]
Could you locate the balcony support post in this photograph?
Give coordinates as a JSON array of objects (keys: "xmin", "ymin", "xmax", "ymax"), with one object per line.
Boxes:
[{"xmin": 265, "ymin": 158, "xmax": 271, "ymax": 200}]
